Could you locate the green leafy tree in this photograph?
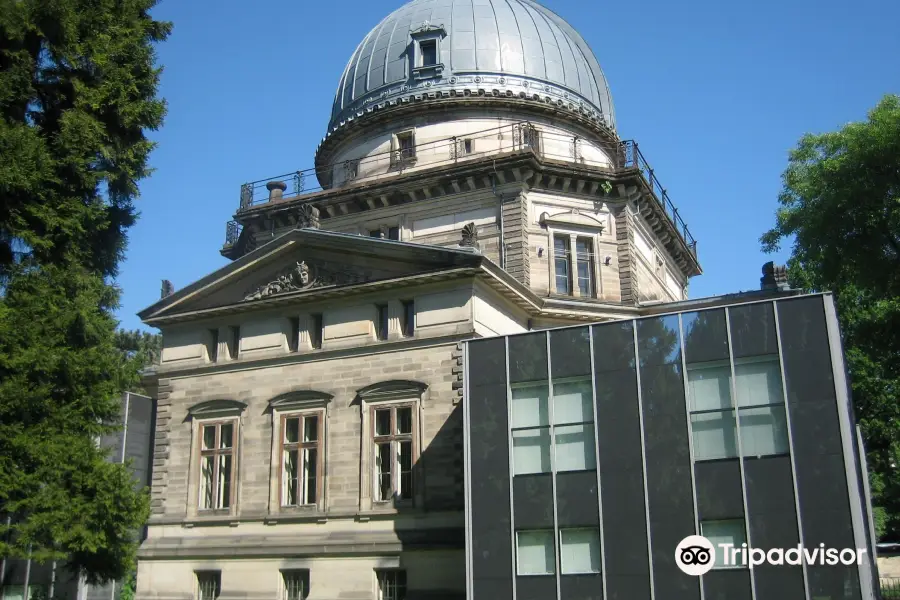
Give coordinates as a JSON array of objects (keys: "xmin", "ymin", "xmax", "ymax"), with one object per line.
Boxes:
[
  {"xmin": 0, "ymin": 0, "xmax": 170, "ymax": 584},
  {"xmin": 762, "ymin": 94, "xmax": 900, "ymax": 540},
  {"xmin": 115, "ymin": 328, "xmax": 162, "ymax": 393}
]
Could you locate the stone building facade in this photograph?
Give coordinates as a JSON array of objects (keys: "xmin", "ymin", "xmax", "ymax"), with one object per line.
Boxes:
[{"xmin": 133, "ymin": 1, "xmax": 714, "ymax": 599}]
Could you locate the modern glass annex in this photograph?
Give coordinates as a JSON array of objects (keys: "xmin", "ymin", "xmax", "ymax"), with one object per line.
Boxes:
[{"xmin": 463, "ymin": 293, "xmax": 879, "ymax": 600}]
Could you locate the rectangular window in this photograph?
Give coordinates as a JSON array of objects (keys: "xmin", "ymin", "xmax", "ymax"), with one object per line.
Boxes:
[
  {"xmin": 376, "ymin": 570, "xmax": 407, "ymax": 600},
  {"xmin": 228, "ymin": 325, "xmax": 240, "ymax": 359},
  {"xmin": 289, "ymin": 317, "xmax": 300, "ymax": 352},
  {"xmin": 575, "ymin": 238, "xmax": 595, "ymax": 297},
  {"xmin": 207, "ymin": 328, "xmax": 219, "ymax": 362},
  {"xmin": 376, "ymin": 304, "xmax": 389, "ymax": 341},
  {"xmin": 554, "ymin": 235, "xmax": 571, "ymax": 295},
  {"xmin": 552, "ymin": 379, "xmax": 596, "ymax": 472},
  {"xmin": 516, "ymin": 530, "xmax": 555, "ymax": 575},
  {"xmin": 687, "ymin": 361, "xmax": 737, "ymax": 460},
  {"xmin": 511, "ymin": 378, "xmax": 595, "ymax": 474},
  {"xmin": 1, "ymin": 586, "xmax": 45, "ymax": 600},
  {"xmin": 387, "ymin": 226, "xmax": 400, "ymax": 241},
  {"xmin": 419, "ymin": 39, "xmax": 437, "ymax": 66},
  {"xmin": 310, "ymin": 314, "xmax": 323, "ymax": 349},
  {"xmin": 369, "ymin": 229, "xmax": 384, "ymax": 238},
  {"xmin": 281, "ymin": 413, "xmax": 321, "ymax": 507},
  {"xmin": 734, "ymin": 357, "xmax": 788, "ymax": 457},
  {"xmin": 281, "ymin": 570, "xmax": 309, "ymax": 600},
  {"xmin": 463, "ymin": 139, "xmax": 473, "ymax": 154},
  {"xmin": 196, "ymin": 572, "xmax": 221, "ymax": 600},
  {"xmin": 199, "ymin": 422, "xmax": 236, "ymax": 510},
  {"xmin": 400, "ymin": 300, "xmax": 415, "ymax": 337},
  {"xmin": 560, "ymin": 528, "xmax": 601, "ymax": 574},
  {"xmin": 373, "ymin": 405, "xmax": 415, "ymax": 502},
  {"xmin": 701, "ymin": 520, "xmax": 747, "ymax": 569},
  {"xmin": 397, "ymin": 131, "xmax": 415, "ymax": 161}
]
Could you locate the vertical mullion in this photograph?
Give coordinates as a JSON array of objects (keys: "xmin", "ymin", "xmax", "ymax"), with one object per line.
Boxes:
[
  {"xmin": 504, "ymin": 337, "xmax": 517, "ymax": 600},
  {"xmin": 725, "ymin": 308, "xmax": 757, "ymax": 600},
  {"xmin": 546, "ymin": 332, "xmax": 561, "ymax": 599},
  {"xmin": 772, "ymin": 302, "xmax": 812, "ymax": 598},
  {"xmin": 678, "ymin": 314, "xmax": 705, "ymax": 600},
  {"xmin": 632, "ymin": 323, "xmax": 655, "ymax": 600},
  {"xmin": 588, "ymin": 326, "xmax": 608, "ymax": 598},
  {"xmin": 213, "ymin": 424, "xmax": 221, "ymax": 509},
  {"xmin": 463, "ymin": 342, "xmax": 474, "ymax": 600}
]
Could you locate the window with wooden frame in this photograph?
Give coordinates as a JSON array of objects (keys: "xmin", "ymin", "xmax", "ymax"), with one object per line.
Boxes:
[
  {"xmin": 372, "ymin": 404, "xmax": 415, "ymax": 503},
  {"xmin": 280, "ymin": 412, "xmax": 323, "ymax": 507},
  {"xmin": 198, "ymin": 421, "xmax": 237, "ymax": 511}
]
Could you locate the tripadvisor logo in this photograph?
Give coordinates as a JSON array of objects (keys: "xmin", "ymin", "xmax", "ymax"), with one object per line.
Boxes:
[{"xmin": 675, "ymin": 535, "xmax": 867, "ymax": 576}]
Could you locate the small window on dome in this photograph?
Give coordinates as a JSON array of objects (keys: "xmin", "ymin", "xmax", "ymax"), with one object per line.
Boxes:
[{"xmin": 419, "ymin": 40, "xmax": 437, "ymax": 67}]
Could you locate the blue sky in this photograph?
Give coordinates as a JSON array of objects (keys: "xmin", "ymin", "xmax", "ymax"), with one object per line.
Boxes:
[{"xmin": 117, "ymin": 0, "xmax": 900, "ymax": 331}]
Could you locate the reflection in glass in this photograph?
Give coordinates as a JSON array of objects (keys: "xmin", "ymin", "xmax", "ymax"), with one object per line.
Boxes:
[
  {"xmin": 701, "ymin": 520, "xmax": 747, "ymax": 569},
  {"xmin": 376, "ymin": 443, "xmax": 392, "ymax": 501},
  {"xmin": 734, "ymin": 358, "xmax": 784, "ymax": 408},
  {"xmin": 219, "ymin": 423, "xmax": 233, "ymax": 448},
  {"xmin": 303, "ymin": 448, "xmax": 317, "ymax": 505},
  {"xmin": 200, "ymin": 455, "xmax": 214, "ymax": 509},
  {"xmin": 283, "ymin": 449, "xmax": 298, "ymax": 506},
  {"xmin": 396, "ymin": 407, "xmax": 412, "ymax": 435},
  {"xmin": 303, "ymin": 416, "xmax": 318, "ymax": 442},
  {"xmin": 217, "ymin": 454, "xmax": 232, "ymax": 509},
  {"xmin": 375, "ymin": 409, "xmax": 391, "ymax": 436},
  {"xmin": 285, "ymin": 418, "xmax": 300, "ymax": 444},
  {"xmin": 686, "ymin": 363, "xmax": 732, "ymax": 411},
  {"xmin": 202, "ymin": 425, "xmax": 216, "ymax": 450},
  {"xmin": 512, "ymin": 429, "xmax": 551, "ymax": 475}
]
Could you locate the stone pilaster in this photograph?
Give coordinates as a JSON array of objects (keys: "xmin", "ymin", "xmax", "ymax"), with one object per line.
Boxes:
[
  {"xmin": 616, "ymin": 204, "xmax": 638, "ymax": 305},
  {"xmin": 501, "ymin": 190, "xmax": 530, "ymax": 286}
]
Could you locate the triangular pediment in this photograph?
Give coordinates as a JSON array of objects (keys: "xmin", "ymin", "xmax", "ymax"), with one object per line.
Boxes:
[{"xmin": 139, "ymin": 229, "xmax": 484, "ymax": 322}]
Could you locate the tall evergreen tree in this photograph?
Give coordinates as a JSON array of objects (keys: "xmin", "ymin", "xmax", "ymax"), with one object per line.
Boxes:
[
  {"xmin": 0, "ymin": 0, "xmax": 170, "ymax": 583},
  {"xmin": 762, "ymin": 94, "xmax": 900, "ymax": 540}
]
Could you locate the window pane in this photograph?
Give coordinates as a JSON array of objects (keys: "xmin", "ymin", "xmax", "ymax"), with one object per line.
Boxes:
[
  {"xmin": 376, "ymin": 443, "xmax": 392, "ymax": 501},
  {"xmin": 284, "ymin": 418, "xmax": 300, "ymax": 444},
  {"xmin": 511, "ymin": 384, "xmax": 549, "ymax": 428},
  {"xmin": 202, "ymin": 425, "xmax": 216, "ymax": 450},
  {"xmin": 560, "ymin": 529, "xmax": 601, "ymax": 574},
  {"xmin": 396, "ymin": 407, "xmax": 412, "ymax": 435},
  {"xmin": 398, "ymin": 441, "xmax": 413, "ymax": 500},
  {"xmin": 738, "ymin": 405, "xmax": 789, "ymax": 456},
  {"xmin": 421, "ymin": 40, "xmax": 437, "ymax": 66},
  {"xmin": 303, "ymin": 448, "xmax": 317, "ymax": 504},
  {"xmin": 197, "ymin": 573, "xmax": 220, "ymax": 600},
  {"xmin": 303, "ymin": 416, "xmax": 318, "ymax": 443},
  {"xmin": 217, "ymin": 454, "xmax": 232, "ymax": 509},
  {"xmin": 375, "ymin": 409, "xmax": 391, "ymax": 436},
  {"xmin": 687, "ymin": 364, "xmax": 733, "ymax": 411},
  {"xmin": 554, "ymin": 236, "xmax": 571, "ymax": 294},
  {"xmin": 219, "ymin": 423, "xmax": 233, "ymax": 449},
  {"xmin": 735, "ymin": 358, "xmax": 784, "ymax": 407},
  {"xmin": 517, "ymin": 531, "xmax": 555, "ymax": 575},
  {"xmin": 3, "ymin": 586, "xmax": 24, "ymax": 600},
  {"xmin": 576, "ymin": 239, "xmax": 594, "ymax": 297},
  {"xmin": 512, "ymin": 428, "xmax": 551, "ymax": 475},
  {"xmin": 552, "ymin": 380, "xmax": 593, "ymax": 424},
  {"xmin": 283, "ymin": 449, "xmax": 298, "ymax": 505},
  {"xmin": 388, "ymin": 226, "xmax": 400, "ymax": 241},
  {"xmin": 200, "ymin": 455, "xmax": 215, "ymax": 509},
  {"xmin": 702, "ymin": 520, "xmax": 747, "ymax": 569},
  {"xmin": 283, "ymin": 571, "xmax": 308, "ymax": 600},
  {"xmin": 691, "ymin": 410, "xmax": 738, "ymax": 460},
  {"xmin": 554, "ymin": 424, "xmax": 596, "ymax": 471}
]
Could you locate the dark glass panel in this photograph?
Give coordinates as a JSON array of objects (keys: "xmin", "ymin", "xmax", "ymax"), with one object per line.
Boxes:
[
  {"xmin": 513, "ymin": 474, "xmax": 554, "ymax": 529},
  {"xmin": 778, "ymin": 296, "xmax": 836, "ymax": 406},
  {"xmin": 728, "ymin": 302, "xmax": 778, "ymax": 359},
  {"xmin": 509, "ymin": 332, "xmax": 549, "ymax": 384},
  {"xmin": 559, "ymin": 574, "xmax": 603, "ymax": 600},
  {"xmin": 744, "ymin": 456, "xmax": 800, "ymax": 551},
  {"xmin": 515, "ymin": 576, "xmax": 557, "ymax": 600},
  {"xmin": 469, "ymin": 338, "xmax": 507, "ymax": 387},
  {"xmin": 753, "ymin": 566, "xmax": 806, "ymax": 600},
  {"xmin": 550, "ymin": 327, "xmax": 592, "ymax": 379},
  {"xmin": 703, "ymin": 569, "xmax": 751, "ymax": 600},
  {"xmin": 682, "ymin": 309, "xmax": 729, "ymax": 364},
  {"xmin": 808, "ymin": 565, "xmax": 862, "ymax": 600},
  {"xmin": 556, "ymin": 471, "xmax": 599, "ymax": 527},
  {"xmin": 637, "ymin": 316, "xmax": 699, "ymax": 600},
  {"xmin": 694, "ymin": 460, "xmax": 744, "ymax": 521},
  {"xmin": 593, "ymin": 322, "xmax": 650, "ymax": 599}
]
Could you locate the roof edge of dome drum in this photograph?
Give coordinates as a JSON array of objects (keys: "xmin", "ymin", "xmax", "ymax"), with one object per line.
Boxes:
[{"xmin": 322, "ymin": 0, "xmax": 615, "ymax": 143}]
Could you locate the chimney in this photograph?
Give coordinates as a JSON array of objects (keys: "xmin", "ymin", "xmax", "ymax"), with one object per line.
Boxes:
[
  {"xmin": 760, "ymin": 262, "xmax": 790, "ymax": 292},
  {"xmin": 266, "ymin": 180, "xmax": 287, "ymax": 202},
  {"xmin": 161, "ymin": 280, "xmax": 175, "ymax": 299}
]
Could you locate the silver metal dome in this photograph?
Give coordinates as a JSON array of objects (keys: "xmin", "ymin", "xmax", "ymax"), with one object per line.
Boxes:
[{"xmin": 327, "ymin": 0, "xmax": 615, "ymax": 134}]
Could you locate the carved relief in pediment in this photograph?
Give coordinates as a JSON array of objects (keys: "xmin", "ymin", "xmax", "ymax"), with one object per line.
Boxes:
[{"xmin": 243, "ymin": 260, "xmax": 371, "ymax": 301}]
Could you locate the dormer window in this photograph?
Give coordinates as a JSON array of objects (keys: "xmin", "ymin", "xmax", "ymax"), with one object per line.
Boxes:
[
  {"xmin": 410, "ymin": 22, "xmax": 446, "ymax": 80},
  {"xmin": 419, "ymin": 39, "xmax": 437, "ymax": 67}
]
